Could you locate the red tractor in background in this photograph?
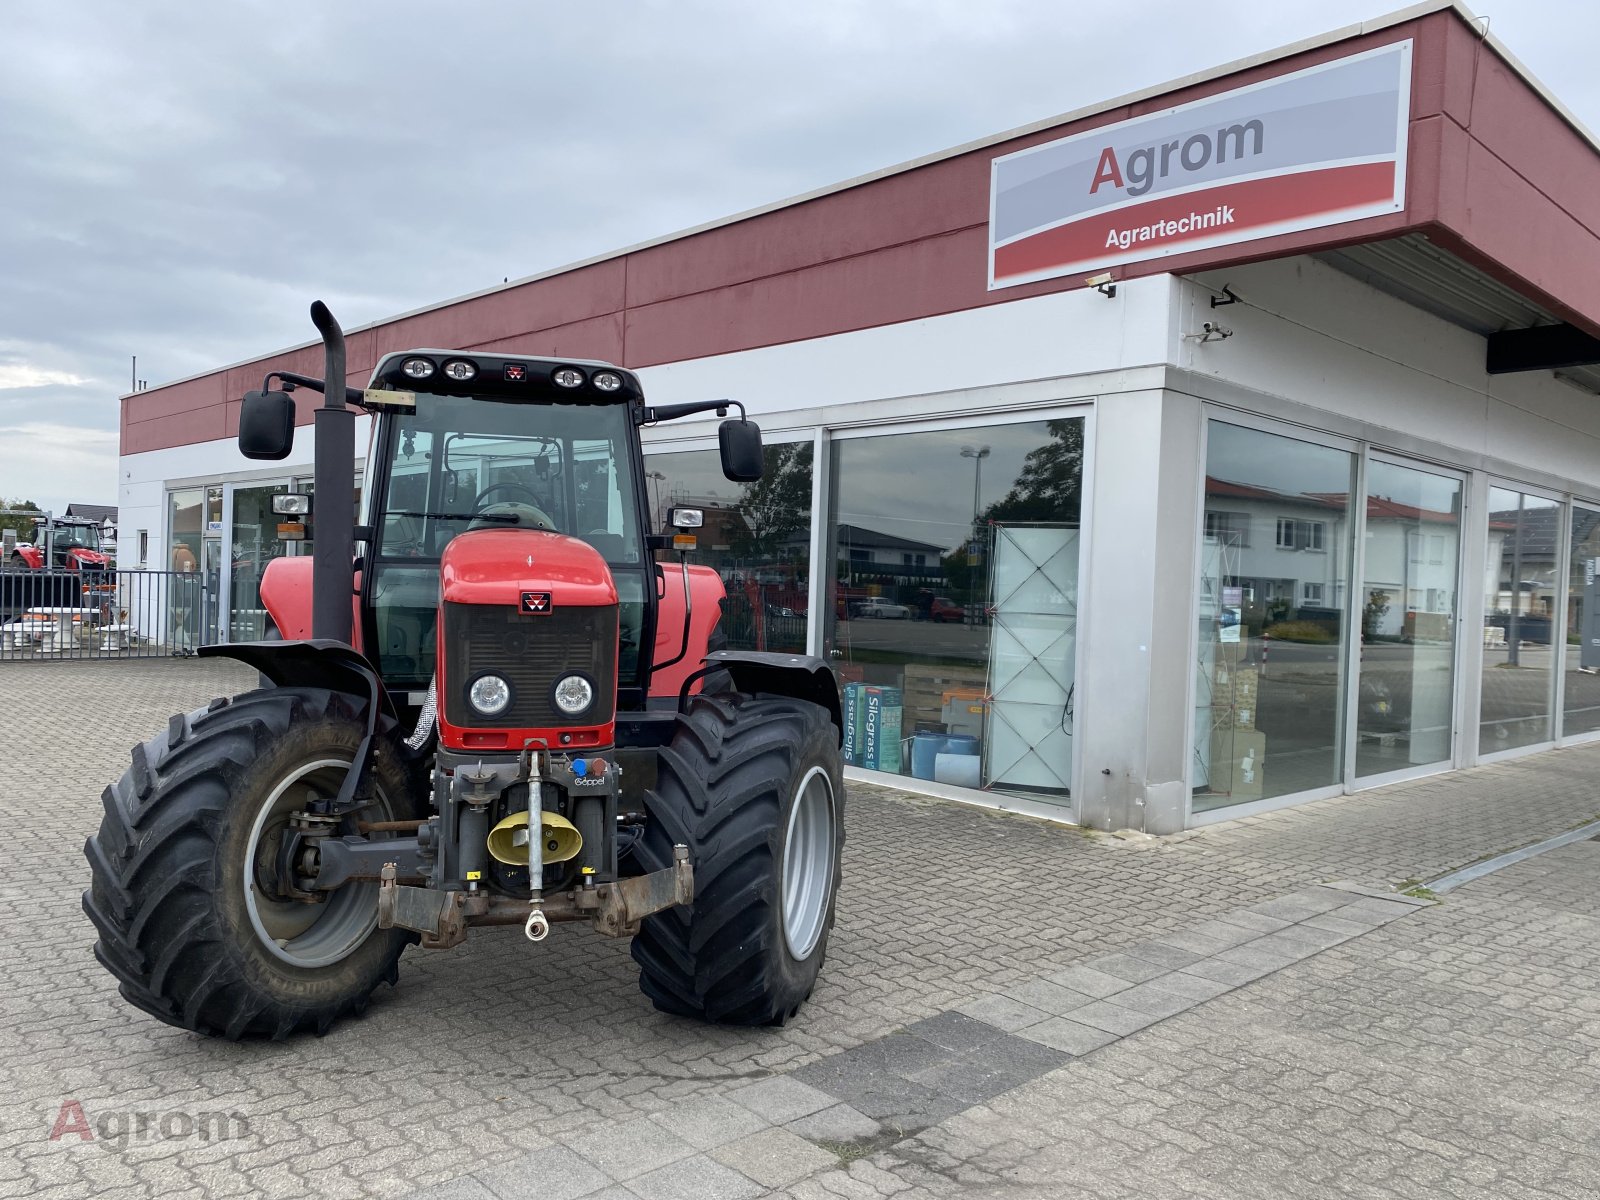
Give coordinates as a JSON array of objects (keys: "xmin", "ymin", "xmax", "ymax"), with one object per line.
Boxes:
[
  {"xmin": 84, "ymin": 303, "xmax": 845, "ymax": 1039},
  {"xmin": 8, "ymin": 514, "xmax": 112, "ymax": 572}
]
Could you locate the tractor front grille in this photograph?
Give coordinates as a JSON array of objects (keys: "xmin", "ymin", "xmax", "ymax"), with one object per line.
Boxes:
[{"xmin": 442, "ymin": 600, "xmax": 618, "ymax": 730}]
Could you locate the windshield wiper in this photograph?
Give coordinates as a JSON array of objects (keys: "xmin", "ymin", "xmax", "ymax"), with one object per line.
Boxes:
[{"xmin": 388, "ymin": 509, "xmax": 518, "ymax": 523}]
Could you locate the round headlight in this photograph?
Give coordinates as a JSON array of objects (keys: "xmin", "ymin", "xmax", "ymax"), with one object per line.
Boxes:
[
  {"xmin": 552, "ymin": 367, "xmax": 585, "ymax": 389},
  {"xmin": 400, "ymin": 357, "xmax": 435, "ymax": 380},
  {"xmin": 592, "ymin": 371, "xmax": 622, "ymax": 392},
  {"xmin": 441, "ymin": 359, "xmax": 477, "ymax": 382},
  {"xmin": 552, "ymin": 674, "xmax": 595, "ymax": 716},
  {"xmin": 468, "ymin": 674, "xmax": 512, "ymax": 717}
]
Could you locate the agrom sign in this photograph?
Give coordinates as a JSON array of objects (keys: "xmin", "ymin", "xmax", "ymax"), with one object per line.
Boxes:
[{"xmin": 988, "ymin": 41, "xmax": 1411, "ymax": 289}]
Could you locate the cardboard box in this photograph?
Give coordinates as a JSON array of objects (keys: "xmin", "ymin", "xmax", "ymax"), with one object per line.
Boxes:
[
  {"xmin": 1207, "ymin": 728, "xmax": 1266, "ymax": 801},
  {"xmin": 861, "ymin": 685, "xmax": 903, "ymax": 773}
]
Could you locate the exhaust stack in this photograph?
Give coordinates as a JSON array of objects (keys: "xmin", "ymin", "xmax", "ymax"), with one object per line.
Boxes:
[{"xmin": 309, "ymin": 301, "xmax": 355, "ymax": 644}]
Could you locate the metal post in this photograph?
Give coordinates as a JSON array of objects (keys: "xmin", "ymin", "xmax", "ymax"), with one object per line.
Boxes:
[{"xmin": 309, "ymin": 301, "xmax": 355, "ymax": 644}]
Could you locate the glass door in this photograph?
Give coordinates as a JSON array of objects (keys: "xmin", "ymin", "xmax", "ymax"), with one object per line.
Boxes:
[
  {"xmin": 1352, "ymin": 457, "xmax": 1464, "ymax": 782},
  {"xmin": 1479, "ymin": 484, "xmax": 1561, "ymax": 755},
  {"xmin": 227, "ymin": 481, "xmax": 289, "ymax": 640}
]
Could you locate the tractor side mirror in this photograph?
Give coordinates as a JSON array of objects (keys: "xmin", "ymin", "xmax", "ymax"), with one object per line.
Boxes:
[
  {"xmin": 719, "ymin": 418, "xmax": 764, "ymax": 483},
  {"xmin": 238, "ymin": 390, "xmax": 297, "ymax": 460}
]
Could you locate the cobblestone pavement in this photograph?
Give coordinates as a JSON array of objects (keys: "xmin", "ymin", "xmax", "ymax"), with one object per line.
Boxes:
[
  {"xmin": 802, "ymin": 838, "xmax": 1600, "ymax": 1200},
  {"xmin": 2, "ymin": 660, "xmax": 1598, "ymax": 1200}
]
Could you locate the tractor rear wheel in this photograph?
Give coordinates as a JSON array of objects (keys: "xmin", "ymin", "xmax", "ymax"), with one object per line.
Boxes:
[
  {"xmin": 632, "ymin": 692, "xmax": 843, "ymax": 1025},
  {"xmin": 83, "ymin": 687, "xmax": 419, "ymax": 1039}
]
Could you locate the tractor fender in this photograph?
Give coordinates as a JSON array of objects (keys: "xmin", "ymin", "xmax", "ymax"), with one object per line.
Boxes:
[
  {"xmin": 703, "ymin": 650, "xmax": 844, "ymax": 745},
  {"xmin": 197, "ymin": 639, "xmax": 407, "ymax": 806},
  {"xmin": 197, "ymin": 639, "xmax": 399, "ymax": 727}
]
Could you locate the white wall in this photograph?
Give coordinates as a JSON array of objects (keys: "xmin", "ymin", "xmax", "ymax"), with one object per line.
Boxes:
[{"xmin": 1177, "ymin": 257, "xmax": 1600, "ymax": 497}]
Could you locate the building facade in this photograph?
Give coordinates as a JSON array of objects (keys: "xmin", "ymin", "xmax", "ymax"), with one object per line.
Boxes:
[{"xmin": 118, "ymin": 3, "xmax": 1600, "ymax": 831}]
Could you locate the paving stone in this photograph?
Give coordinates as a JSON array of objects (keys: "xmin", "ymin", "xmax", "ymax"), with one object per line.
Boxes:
[
  {"xmin": 1138, "ymin": 932, "xmax": 1230, "ymax": 961},
  {"xmin": 1244, "ymin": 896, "xmax": 1336, "ymax": 922},
  {"xmin": 1178, "ymin": 918, "xmax": 1264, "ymax": 948},
  {"xmin": 900, "ymin": 1011, "xmax": 1009, "ymax": 1054},
  {"xmin": 476, "ymin": 1146, "xmax": 612, "ymax": 1200},
  {"xmin": 955, "ymin": 992, "xmax": 1050, "ymax": 1032},
  {"xmin": 1255, "ymin": 924, "xmax": 1355, "ymax": 955},
  {"xmin": 784, "ymin": 1103, "xmax": 881, "ymax": 1146},
  {"xmin": 559, "ymin": 1117, "xmax": 696, "ymax": 1181},
  {"xmin": 1214, "ymin": 941, "xmax": 1311, "ymax": 971},
  {"xmin": 1100, "ymin": 980, "xmax": 1202, "ymax": 1018},
  {"xmin": 708, "ymin": 1128, "xmax": 837, "ymax": 1189},
  {"xmin": 1297, "ymin": 912, "xmax": 1380, "ymax": 938},
  {"xmin": 1181, "ymin": 956, "xmax": 1279, "ymax": 986},
  {"xmin": 1082, "ymin": 952, "xmax": 1170, "ymax": 984},
  {"xmin": 1329, "ymin": 898, "xmax": 1417, "ymax": 924},
  {"xmin": 625, "ymin": 1154, "xmax": 765, "ymax": 1200},
  {"xmin": 1014, "ymin": 1018, "xmax": 1121, "ymax": 1056},
  {"xmin": 726, "ymin": 1077, "xmax": 836, "ymax": 1125},
  {"xmin": 1059, "ymin": 1001, "xmax": 1164, "ymax": 1037},
  {"xmin": 1214, "ymin": 908, "xmax": 1296, "ymax": 934},
  {"xmin": 1001, "ymin": 976, "xmax": 1097, "ymax": 1016},
  {"xmin": 407, "ymin": 1178, "xmax": 499, "ymax": 1200},
  {"xmin": 1150, "ymin": 970, "xmax": 1237, "ymax": 1001},
  {"xmin": 1043, "ymin": 963, "xmax": 1135, "ymax": 998},
  {"xmin": 647, "ymin": 1095, "xmax": 771, "ymax": 1151},
  {"xmin": 1277, "ymin": 886, "xmax": 1353, "ymax": 914}
]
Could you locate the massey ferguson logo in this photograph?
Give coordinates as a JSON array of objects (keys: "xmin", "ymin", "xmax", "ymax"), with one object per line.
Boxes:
[{"xmin": 520, "ymin": 591, "xmax": 552, "ymax": 614}]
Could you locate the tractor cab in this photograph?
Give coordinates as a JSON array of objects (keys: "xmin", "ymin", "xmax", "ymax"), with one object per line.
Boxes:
[
  {"xmin": 9, "ymin": 515, "xmax": 110, "ymax": 572},
  {"xmin": 359, "ymin": 354, "xmax": 658, "ymax": 694}
]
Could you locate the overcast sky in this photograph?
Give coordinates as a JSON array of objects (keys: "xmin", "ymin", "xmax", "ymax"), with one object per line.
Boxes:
[{"xmin": 4, "ymin": 0, "xmax": 1596, "ymax": 517}]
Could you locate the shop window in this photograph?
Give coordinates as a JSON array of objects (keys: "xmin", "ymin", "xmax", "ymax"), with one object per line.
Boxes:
[
  {"xmin": 1480, "ymin": 487, "xmax": 1560, "ymax": 753},
  {"xmin": 1563, "ymin": 504, "xmax": 1600, "ymax": 737},
  {"xmin": 1196, "ymin": 423, "xmax": 1355, "ymax": 810},
  {"xmin": 1354, "ymin": 460, "xmax": 1462, "ymax": 779},
  {"xmin": 643, "ymin": 441, "xmax": 813, "ymax": 654},
  {"xmin": 136, "ymin": 530, "xmax": 148, "ymax": 567},
  {"xmin": 825, "ymin": 417, "xmax": 1084, "ymax": 805}
]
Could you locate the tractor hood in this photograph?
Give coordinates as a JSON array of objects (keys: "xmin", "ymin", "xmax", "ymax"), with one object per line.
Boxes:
[{"xmin": 440, "ymin": 528, "xmax": 618, "ymax": 609}]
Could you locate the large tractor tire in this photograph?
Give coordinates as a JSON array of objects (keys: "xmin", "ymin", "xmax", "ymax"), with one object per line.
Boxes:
[
  {"xmin": 632, "ymin": 692, "xmax": 844, "ymax": 1025},
  {"xmin": 83, "ymin": 687, "xmax": 420, "ymax": 1040}
]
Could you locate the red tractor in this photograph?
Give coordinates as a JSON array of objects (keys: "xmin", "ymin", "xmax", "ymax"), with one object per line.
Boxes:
[
  {"xmin": 84, "ymin": 304, "xmax": 845, "ymax": 1038},
  {"xmin": 9, "ymin": 514, "xmax": 112, "ymax": 572}
]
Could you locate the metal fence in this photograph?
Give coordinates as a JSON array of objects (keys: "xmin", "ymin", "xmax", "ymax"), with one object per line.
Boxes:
[{"xmin": 0, "ymin": 569, "xmax": 220, "ymax": 661}]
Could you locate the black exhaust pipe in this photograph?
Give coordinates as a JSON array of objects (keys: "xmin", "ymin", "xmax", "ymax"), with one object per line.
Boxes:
[{"xmin": 309, "ymin": 301, "xmax": 355, "ymax": 645}]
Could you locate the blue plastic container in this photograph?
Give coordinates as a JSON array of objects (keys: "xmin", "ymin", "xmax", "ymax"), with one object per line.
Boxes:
[
  {"xmin": 943, "ymin": 733, "xmax": 980, "ymax": 757},
  {"xmin": 909, "ymin": 732, "xmax": 948, "ymax": 780}
]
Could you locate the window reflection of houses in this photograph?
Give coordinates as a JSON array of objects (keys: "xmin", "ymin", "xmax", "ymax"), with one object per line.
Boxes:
[
  {"xmin": 1485, "ymin": 501, "xmax": 1560, "ymax": 644},
  {"xmin": 1206, "ymin": 480, "xmax": 1469, "ymax": 640},
  {"xmin": 1203, "ymin": 479, "xmax": 1350, "ymax": 630}
]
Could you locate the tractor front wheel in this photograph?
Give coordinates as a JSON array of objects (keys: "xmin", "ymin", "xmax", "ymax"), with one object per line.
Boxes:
[
  {"xmin": 632, "ymin": 692, "xmax": 844, "ymax": 1025},
  {"xmin": 83, "ymin": 687, "xmax": 419, "ymax": 1039}
]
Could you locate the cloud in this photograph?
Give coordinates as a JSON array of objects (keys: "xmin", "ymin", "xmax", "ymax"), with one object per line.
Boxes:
[
  {"xmin": 1, "ymin": 0, "xmax": 1594, "ymax": 522},
  {"xmin": 0, "ymin": 364, "xmax": 87, "ymax": 390},
  {"xmin": 0, "ymin": 423, "xmax": 119, "ymax": 512}
]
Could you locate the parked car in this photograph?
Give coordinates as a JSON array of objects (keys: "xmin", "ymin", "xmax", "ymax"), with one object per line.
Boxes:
[
  {"xmin": 930, "ymin": 596, "xmax": 964, "ymax": 623},
  {"xmin": 852, "ymin": 597, "xmax": 911, "ymax": 620}
]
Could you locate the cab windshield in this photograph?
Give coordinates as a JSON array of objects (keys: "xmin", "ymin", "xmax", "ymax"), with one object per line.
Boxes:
[
  {"xmin": 378, "ymin": 394, "xmax": 642, "ymax": 563},
  {"xmin": 369, "ymin": 394, "xmax": 647, "ymax": 686},
  {"xmin": 52, "ymin": 525, "xmax": 101, "ymax": 555}
]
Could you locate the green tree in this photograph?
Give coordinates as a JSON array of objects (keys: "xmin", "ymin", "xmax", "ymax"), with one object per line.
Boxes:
[
  {"xmin": 982, "ymin": 420, "xmax": 1085, "ymax": 526},
  {"xmin": 730, "ymin": 442, "xmax": 814, "ymax": 562},
  {"xmin": 1, "ymin": 499, "xmax": 41, "ymax": 543}
]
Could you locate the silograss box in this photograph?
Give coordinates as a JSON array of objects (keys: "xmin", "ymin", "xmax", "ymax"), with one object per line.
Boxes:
[
  {"xmin": 861, "ymin": 685, "xmax": 903, "ymax": 773},
  {"xmin": 841, "ymin": 683, "xmax": 864, "ymax": 765}
]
